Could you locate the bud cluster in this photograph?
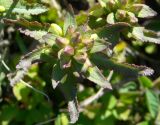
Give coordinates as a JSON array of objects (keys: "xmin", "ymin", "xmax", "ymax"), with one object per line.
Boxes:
[
  {"xmin": 54, "ymin": 26, "xmax": 94, "ymax": 70},
  {"xmin": 90, "ymin": 0, "xmax": 147, "ymax": 25}
]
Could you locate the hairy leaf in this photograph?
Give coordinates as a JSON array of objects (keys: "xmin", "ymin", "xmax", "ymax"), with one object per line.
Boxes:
[
  {"xmin": 146, "ymin": 89, "xmax": 159, "ymax": 118},
  {"xmin": 57, "ymin": 73, "xmax": 79, "ymax": 123},
  {"xmin": 42, "ymin": 33, "xmax": 59, "ymax": 46},
  {"xmin": 90, "ymin": 39, "xmax": 110, "ymax": 53},
  {"xmin": 12, "ymin": 6, "xmax": 48, "ymax": 15},
  {"xmin": 97, "ymin": 22, "xmax": 131, "ymax": 47},
  {"xmin": 86, "ymin": 66, "xmax": 112, "ymax": 89},
  {"xmin": 68, "ymin": 98, "xmax": 79, "ymax": 123},
  {"xmin": 3, "ymin": 18, "xmax": 50, "ymax": 30},
  {"xmin": 132, "ymin": 27, "xmax": 160, "ymax": 44},
  {"xmin": 19, "ymin": 28, "xmax": 47, "ymax": 43},
  {"xmin": 0, "ymin": 0, "xmax": 47, "ymax": 15},
  {"xmin": 131, "ymin": 4, "xmax": 157, "ymax": 18},
  {"xmin": 91, "ymin": 53, "xmax": 154, "ymax": 77}
]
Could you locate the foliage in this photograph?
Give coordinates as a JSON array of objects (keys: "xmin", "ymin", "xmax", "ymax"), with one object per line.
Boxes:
[{"xmin": 0, "ymin": 0, "xmax": 160, "ymax": 125}]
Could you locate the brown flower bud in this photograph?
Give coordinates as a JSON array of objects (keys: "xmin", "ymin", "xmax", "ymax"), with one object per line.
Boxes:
[
  {"xmin": 71, "ymin": 32, "xmax": 81, "ymax": 44},
  {"xmin": 115, "ymin": 10, "xmax": 127, "ymax": 20},
  {"xmin": 67, "ymin": 26, "xmax": 75, "ymax": 35},
  {"xmin": 55, "ymin": 37, "xmax": 69, "ymax": 48},
  {"xmin": 64, "ymin": 45, "xmax": 74, "ymax": 56},
  {"xmin": 74, "ymin": 53, "xmax": 87, "ymax": 64}
]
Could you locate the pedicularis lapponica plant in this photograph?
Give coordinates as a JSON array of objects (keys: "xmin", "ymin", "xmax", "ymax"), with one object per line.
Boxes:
[{"xmin": 1, "ymin": 0, "xmax": 160, "ymax": 123}]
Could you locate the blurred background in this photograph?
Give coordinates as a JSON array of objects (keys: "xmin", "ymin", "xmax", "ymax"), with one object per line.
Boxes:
[{"xmin": 0, "ymin": 0, "xmax": 160, "ymax": 125}]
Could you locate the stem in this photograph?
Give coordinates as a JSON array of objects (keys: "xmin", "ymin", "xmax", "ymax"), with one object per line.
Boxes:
[
  {"xmin": 1, "ymin": 59, "xmax": 50, "ymax": 102},
  {"xmin": 5, "ymin": 0, "xmax": 19, "ymax": 18},
  {"xmin": 80, "ymin": 70, "xmax": 113, "ymax": 109}
]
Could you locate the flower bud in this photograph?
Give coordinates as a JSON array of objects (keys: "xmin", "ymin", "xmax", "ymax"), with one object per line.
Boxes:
[
  {"xmin": 115, "ymin": 10, "xmax": 126, "ymax": 20},
  {"xmin": 106, "ymin": 0, "xmax": 118, "ymax": 11},
  {"xmin": 64, "ymin": 45, "xmax": 74, "ymax": 56},
  {"xmin": 119, "ymin": 0, "xmax": 127, "ymax": 5},
  {"xmin": 60, "ymin": 59, "xmax": 71, "ymax": 69},
  {"xmin": 71, "ymin": 32, "xmax": 81, "ymax": 44},
  {"xmin": 90, "ymin": 34, "xmax": 98, "ymax": 40},
  {"xmin": 82, "ymin": 38, "xmax": 94, "ymax": 49},
  {"xmin": 0, "ymin": 6, "xmax": 5, "ymax": 12},
  {"xmin": 67, "ymin": 26, "xmax": 75, "ymax": 35},
  {"xmin": 48, "ymin": 23, "xmax": 62, "ymax": 36},
  {"xmin": 74, "ymin": 53, "xmax": 87, "ymax": 64},
  {"xmin": 127, "ymin": 12, "xmax": 138, "ymax": 24},
  {"xmin": 55, "ymin": 37, "xmax": 69, "ymax": 48}
]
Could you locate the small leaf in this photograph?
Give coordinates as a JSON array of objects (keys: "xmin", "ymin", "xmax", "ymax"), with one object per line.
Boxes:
[
  {"xmin": 76, "ymin": 11, "xmax": 88, "ymax": 25},
  {"xmin": 90, "ymin": 39, "xmax": 109, "ymax": 53},
  {"xmin": 138, "ymin": 76, "xmax": 153, "ymax": 88},
  {"xmin": 131, "ymin": 4, "xmax": 157, "ymax": 18},
  {"xmin": 86, "ymin": 66, "xmax": 112, "ymax": 89},
  {"xmin": 132, "ymin": 27, "xmax": 160, "ymax": 44},
  {"xmin": 146, "ymin": 89, "xmax": 159, "ymax": 118},
  {"xmin": 63, "ymin": 5, "xmax": 77, "ymax": 35},
  {"xmin": 88, "ymin": 16, "xmax": 106, "ymax": 29},
  {"xmin": 42, "ymin": 33, "xmax": 58, "ymax": 46},
  {"xmin": 89, "ymin": 5, "xmax": 104, "ymax": 17},
  {"xmin": 106, "ymin": 12, "xmax": 115, "ymax": 24}
]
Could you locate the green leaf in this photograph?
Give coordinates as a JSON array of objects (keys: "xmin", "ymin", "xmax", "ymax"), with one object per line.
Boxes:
[
  {"xmin": 55, "ymin": 114, "xmax": 69, "ymax": 125},
  {"xmin": 12, "ymin": 6, "xmax": 48, "ymax": 15},
  {"xmin": 138, "ymin": 76, "xmax": 153, "ymax": 88},
  {"xmin": 97, "ymin": 22, "xmax": 130, "ymax": 47},
  {"xmin": 106, "ymin": 12, "xmax": 115, "ymax": 24},
  {"xmin": 91, "ymin": 53, "xmax": 154, "ymax": 77},
  {"xmin": 58, "ymin": 73, "xmax": 79, "ymax": 123},
  {"xmin": 13, "ymin": 82, "xmax": 30, "ymax": 101},
  {"xmin": 42, "ymin": 33, "xmax": 58, "ymax": 46},
  {"xmin": 137, "ymin": 121, "xmax": 150, "ymax": 125},
  {"xmin": 3, "ymin": 18, "xmax": 50, "ymax": 30},
  {"xmin": 146, "ymin": 89, "xmax": 159, "ymax": 118},
  {"xmin": 86, "ymin": 66, "xmax": 112, "ymax": 89},
  {"xmin": 63, "ymin": 6, "xmax": 77, "ymax": 35},
  {"xmin": 20, "ymin": 47, "xmax": 51, "ymax": 64},
  {"xmin": 19, "ymin": 28, "xmax": 47, "ymax": 43},
  {"xmin": 120, "ymin": 91, "xmax": 140, "ymax": 104},
  {"xmin": 132, "ymin": 27, "xmax": 160, "ymax": 44},
  {"xmin": 51, "ymin": 63, "xmax": 67, "ymax": 89},
  {"xmin": 0, "ymin": 0, "xmax": 47, "ymax": 15},
  {"xmin": 131, "ymin": 4, "xmax": 157, "ymax": 18},
  {"xmin": 89, "ymin": 4, "xmax": 104, "ymax": 17},
  {"xmin": 155, "ymin": 107, "xmax": 160, "ymax": 125},
  {"xmin": 98, "ymin": 0, "xmax": 107, "ymax": 7},
  {"xmin": 76, "ymin": 11, "xmax": 88, "ymax": 26},
  {"xmin": 90, "ymin": 39, "xmax": 109, "ymax": 53}
]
